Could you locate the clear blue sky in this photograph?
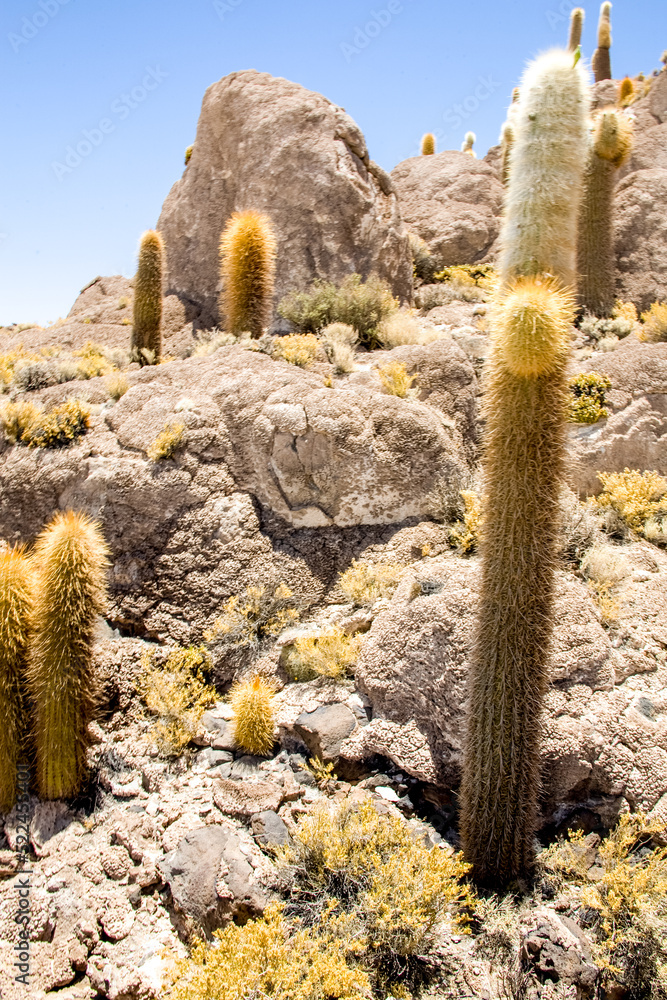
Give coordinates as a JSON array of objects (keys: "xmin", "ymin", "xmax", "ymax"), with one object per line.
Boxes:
[{"xmin": 1, "ymin": 0, "xmax": 664, "ymax": 326}]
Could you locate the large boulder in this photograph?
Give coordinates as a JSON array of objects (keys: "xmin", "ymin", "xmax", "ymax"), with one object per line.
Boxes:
[
  {"xmin": 157, "ymin": 70, "xmax": 413, "ymax": 330},
  {"xmin": 0, "ymin": 344, "xmax": 472, "ymax": 643},
  {"xmin": 389, "ymin": 151, "xmax": 504, "ymax": 267},
  {"xmin": 352, "ymin": 550, "xmax": 667, "ymax": 827},
  {"xmin": 567, "ymin": 337, "xmax": 667, "ymax": 496}
]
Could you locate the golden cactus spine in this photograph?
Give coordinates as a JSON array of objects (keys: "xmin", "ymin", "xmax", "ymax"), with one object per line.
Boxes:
[
  {"xmin": 421, "ymin": 133, "xmax": 436, "ymax": 156},
  {"xmin": 592, "ymin": 2, "xmax": 613, "ymax": 82},
  {"xmin": 0, "ymin": 548, "xmax": 32, "ymax": 814},
  {"xmin": 460, "ymin": 49, "xmax": 589, "ymax": 887},
  {"xmin": 132, "ymin": 230, "xmax": 165, "ymax": 365},
  {"xmin": 577, "ymin": 110, "xmax": 633, "ymax": 317},
  {"xmin": 461, "ymin": 131, "xmax": 476, "ymax": 156},
  {"xmin": 28, "ymin": 511, "xmax": 109, "ymax": 801},
  {"xmin": 219, "ymin": 211, "xmax": 277, "ymax": 338},
  {"xmin": 568, "ymin": 8, "xmax": 585, "ymax": 52}
]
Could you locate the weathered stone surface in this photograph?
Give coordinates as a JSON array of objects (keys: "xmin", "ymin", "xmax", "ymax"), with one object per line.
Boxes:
[
  {"xmin": 390, "ymin": 151, "xmax": 504, "ymax": 267},
  {"xmin": 157, "ymin": 70, "xmax": 412, "ymax": 330},
  {"xmin": 212, "ymin": 777, "xmax": 284, "ymax": 817},
  {"xmin": 354, "ymin": 550, "xmax": 667, "ymax": 825},
  {"xmin": 568, "ymin": 338, "xmax": 667, "ymax": 496},
  {"xmin": 521, "ymin": 910, "xmax": 599, "ymax": 993},
  {"xmin": 294, "ymin": 703, "xmax": 357, "ymax": 763},
  {"xmin": 340, "ymin": 718, "xmax": 437, "ymax": 783},
  {"xmin": 159, "ymin": 825, "xmax": 269, "ymax": 935},
  {"xmin": 251, "ymin": 810, "xmax": 291, "ymax": 849}
]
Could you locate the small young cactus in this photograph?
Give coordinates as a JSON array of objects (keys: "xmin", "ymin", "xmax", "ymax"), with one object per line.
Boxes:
[
  {"xmin": 618, "ymin": 77, "xmax": 635, "ymax": 105},
  {"xmin": 568, "ymin": 8, "xmax": 585, "ymax": 52},
  {"xmin": 184, "ymin": 144, "xmax": 193, "ymax": 166},
  {"xmin": 577, "ymin": 109, "xmax": 633, "ymax": 317},
  {"xmin": 592, "ymin": 2, "xmax": 613, "ymax": 82},
  {"xmin": 132, "ymin": 230, "xmax": 165, "ymax": 365},
  {"xmin": 0, "ymin": 547, "xmax": 32, "ymax": 814},
  {"xmin": 219, "ymin": 211, "xmax": 277, "ymax": 338},
  {"xmin": 500, "ymin": 121, "xmax": 514, "ymax": 185},
  {"xmin": 28, "ymin": 511, "xmax": 110, "ymax": 801},
  {"xmin": 230, "ymin": 674, "xmax": 275, "ymax": 756},
  {"xmin": 421, "ymin": 133, "xmax": 436, "ymax": 156},
  {"xmin": 461, "ymin": 131, "xmax": 476, "ymax": 156}
]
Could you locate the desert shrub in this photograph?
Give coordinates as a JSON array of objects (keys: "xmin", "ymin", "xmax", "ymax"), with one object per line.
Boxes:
[
  {"xmin": 639, "ymin": 301, "xmax": 667, "ymax": 342},
  {"xmin": 449, "ymin": 490, "xmax": 483, "ymax": 555},
  {"xmin": 228, "ymin": 673, "xmax": 275, "ymax": 756},
  {"xmin": 613, "ymin": 300, "xmax": 638, "ymax": 324},
  {"xmin": 568, "ymin": 371, "xmax": 612, "ymax": 423},
  {"xmin": 117, "ymin": 295, "xmax": 130, "ymax": 310},
  {"xmin": 321, "ymin": 323, "xmax": 357, "ymax": 374},
  {"xmin": 580, "ymin": 542, "xmax": 629, "ymax": 625},
  {"xmin": 147, "ymin": 421, "xmax": 186, "ymax": 461},
  {"xmin": 409, "ymin": 234, "xmax": 439, "ymax": 283},
  {"xmin": 0, "ymin": 345, "xmax": 43, "ymax": 391},
  {"xmin": 580, "ymin": 314, "xmax": 636, "ymax": 342},
  {"xmin": 432, "ymin": 264, "xmax": 498, "ymax": 302},
  {"xmin": 339, "ymin": 560, "xmax": 404, "ymax": 606},
  {"xmin": 74, "ymin": 341, "xmax": 114, "ymax": 379},
  {"xmin": 643, "ymin": 516, "xmax": 667, "ymax": 547},
  {"xmin": 12, "ymin": 360, "xmax": 60, "ymax": 392},
  {"xmin": 278, "ymin": 274, "xmax": 397, "ymax": 349},
  {"xmin": 284, "ymin": 628, "xmax": 363, "ymax": 681},
  {"xmin": 540, "ymin": 814, "xmax": 667, "ymax": 998},
  {"xmin": 205, "ymin": 583, "xmax": 299, "ymax": 662},
  {"xmin": 414, "ymin": 284, "xmax": 450, "ymax": 311},
  {"xmin": 558, "ymin": 487, "xmax": 601, "ymax": 563},
  {"xmin": 2, "ymin": 398, "xmax": 90, "ymax": 449},
  {"xmin": 192, "ymin": 329, "xmax": 239, "ymax": 356},
  {"xmin": 376, "ymin": 311, "xmax": 446, "ymax": 348},
  {"xmin": 106, "ymin": 373, "xmax": 129, "ymax": 400},
  {"xmin": 274, "ymin": 333, "xmax": 319, "ymax": 367},
  {"xmin": 279, "ymin": 799, "xmax": 474, "ymax": 993},
  {"xmin": 376, "ymin": 361, "xmax": 417, "ymax": 398},
  {"xmin": 167, "ymin": 903, "xmax": 373, "ymax": 1000},
  {"xmin": 593, "ymin": 468, "xmax": 667, "ymax": 534},
  {"xmin": 138, "ymin": 645, "xmax": 215, "ymax": 756}
]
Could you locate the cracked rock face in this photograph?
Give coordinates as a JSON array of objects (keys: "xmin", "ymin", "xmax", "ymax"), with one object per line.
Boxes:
[{"xmin": 157, "ymin": 69, "xmax": 413, "ymax": 329}]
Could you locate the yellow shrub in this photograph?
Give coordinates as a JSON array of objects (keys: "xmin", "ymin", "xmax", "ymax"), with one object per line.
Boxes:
[
  {"xmin": 541, "ymin": 814, "xmax": 667, "ymax": 994},
  {"xmin": 613, "ymin": 300, "xmax": 638, "ymax": 324},
  {"xmin": 339, "ymin": 560, "xmax": 404, "ymax": 606},
  {"xmin": 0, "ymin": 345, "xmax": 42, "ymax": 390},
  {"xmin": 639, "ymin": 301, "xmax": 667, "ymax": 342},
  {"xmin": 138, "ymin": 645, "xmax": 215, "ymax": 757},
  {"xmin": 117, "ymin": 296, "xmax": 130, "ymax": 310},
  {"xmin": 229, "ymin": 674, "xmax": 275, "ymax": 756},
  {"xmin": 73, "ymin": 341, "xmax": 114, "ymax": 379},
  {"xmin": 2, "ymin": 398, "xmax": 90, "ymax": 449},
  {"xmin": 1, "ymin": 400, "xmax": 40, "ymax": 443},
  {"xmin": 106, "ymin": 373, "xmax": 129, "ymax": 400},
  {"xmin": 569, "ymin": 371, "xmax": 612, "ymax": 424},
  {"xmin": 147, "ymin": 421, "xmax": 186, "ymax": 461},
  {"xmin": 377, "ymin": 361, "xmax": 417, "ymax": 398},
  {"xmin": 167, "ymin": 903, "xmax": 373, "ymax": 1000},
  {"xmin": 449, "ymin": 490, "xmax": 483, "ymax": 554},
  {"xmin": 593, "ymin": 468, "xmax": 667, "ymax": 533},
  {"xmin": 274, "ymin": 333, "xmax": 319, "ymax": 367},
  {"xmin": 285, "ymin": 628, "xmax": 363, "ymax": 681},
  {"xmin": 205, "ymin": 584, "xmax": 299, "ymax": 663}
]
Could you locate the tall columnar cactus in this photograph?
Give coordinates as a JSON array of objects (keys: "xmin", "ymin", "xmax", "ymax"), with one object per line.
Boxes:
[
  {"xmin": 132, "ymin": 230, "xmax": 165, "ymax": 365},
  {"xmin": 577, "ymin": 110, "xmax": 633, "ymax": 317},
  {"xmin": 500, "ymin": 121, "xmax": 515, "ymax": 185},
  {"xmin": 219, "ymin": 211, "xmax": 277, "ymax": 338},
  {"xmin": 28, "ymin": 511, "xmax": 109, "ymax": 801},
  {"xmin": 460, "ymin": 49, "xmax": 589, "ymax": 887},
  {"xmin": 0, "ymin": 547, "xmax": 32, "ymax": 814},
  {"xmin": 618, "ymin": 77, "xmax": 634, "ymax": 105},
  {"xmin": 568, "ymin": 7, "xmax": 585, "ymax": 52},
  {"xmin": 421, "ymin": 133, "xmax": 436, "ymax": 155},
  {"xmin": 461, "ymin": 131, "xmax": 476, "ymax": 156},
  {"xmin": 592, "ymin": 2, "xmax": 613, "ymax": 82}
]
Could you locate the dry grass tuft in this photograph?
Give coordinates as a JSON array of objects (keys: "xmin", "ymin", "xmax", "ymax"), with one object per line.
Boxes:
[
  {"xmin": 274, "ymin": 333, "xmax": 319, "ymax": 367},
  {"xmin": 285, "ymin": 628, "xmax": 363, "ymax": 681},
  {"xmin": 147, "ymin": 421, "xmax": 186, "ymax": 461},
  {"xmin": 106, "ymin": 373, "xmax": 129, "ymax": 400},
  {"xmin": 449, "ymin": 490, "xmax": 483, "ymax": 555},
  {"xmin": 138, "ymin": 646, "xmax": 215, "ymax": 757},
  {"xmin": 339, "ymin": 560, "xmax": 404, "ymax": 607},
  {"xmin": 205, "ymin": 583, "xmax": 299, "ymax": 659},
  {"xmin": 377, "ymin": 361, "xmax": 418, "ymax": 398}
]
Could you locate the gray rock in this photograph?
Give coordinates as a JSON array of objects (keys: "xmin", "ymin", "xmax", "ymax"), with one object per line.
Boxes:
[
  {"xmin": 521, "ymin": 910, "xmax": 599, "ymax": 994},
  {"xmin": 213, "ymin": 777, "xmax": 284, "ymax": 817},
  {"xmin": 157, "ymin": 70, "xmax": 412, "ymax": 330},
  {"xmin": 230, "ymin": 755, "xmax": 264, "ymax": 778},
  {"xmin": 251, "ymin": 810, "xmax": 291, "ymax": 849},
  {"xmin": 205, "ymin": 749, "xmax": 233, "ymax": 767},
  {"xmin": 159, "ymin": 825, "xmax": 269, "ymax": 935},
  {"xmin": 294, "ymin": 703, "xmax": 357, "ymax": 763}
]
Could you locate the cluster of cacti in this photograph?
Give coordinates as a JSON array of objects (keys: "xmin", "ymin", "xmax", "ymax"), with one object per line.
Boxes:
[
  {"xmin": 460, "ymin": 49, "xmax": 589, "ymax": 886},
  {"xmin": 461, "ymin": 131, "xmax": 476, "ymax": 156},
  {"xmin": 577, "ymin": 109, "xmax": 633, "ymax": 317},
  {"xmin": 592, "ymin": 1, "xmax": 613, "ymax": 82},
  {"xmin": 0, "ymin": 512, "xmax": 109, "ymax": 811},
  {"xmin": 421, "ymin": 132, "xmax": 436, "ymax": 155},
  {"xmin": 219, "ymin": 211, "xmax": 277, "ymax": 338},
  {"xmin": 132, "ymin": 230, "xmax": 165, "ymax": 365}
]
